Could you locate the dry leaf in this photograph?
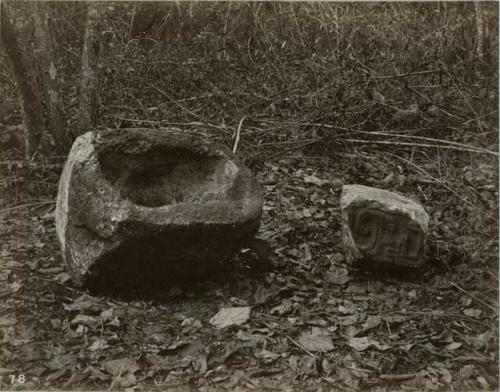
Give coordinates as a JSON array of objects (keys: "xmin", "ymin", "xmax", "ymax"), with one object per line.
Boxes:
[
  {"xmin": 63, "ymin": 294, "xmax": 102, "ymax": 312},
  {"xmin": 54, "ymin": 272, "xmax": 72, "ymax": 283},
  {"xmin": 89, "ymin": 339, "xmax": 109, "ymax": 351},
  {"xmin": 348, "ymin": 336, "xmax": 390, "ymax": 351},
  {"xmin": 373, "ymin": 90, "xmax": 386, "ymax": 104},
  {"xmin": 255, "ymin": 349, "xmax": 280, "ymax": 364},
  {"xmin": 108, "ymin": 317, "xmax": 120, "ymax": 327},
  {"xmin": 348, "ymin": 336, "xmax": 372, "ymax": 351},
  {"xmin": 297, "ymin": 328, "xmax": 334, "ymax": 353},
  {"xmin": 470, "ymin": 331, "xmax": 491, "ymax": 351},
  {"xmin": 46, "ymin": 368, "xmax": 67, "ymax": 382},
  {"xmin": 326, "ymin": 267, "xmax": 350, "ymax": 285},
  {"xmin": 445, "ymin": 342, "xmax": 462, "ymax": 351},
  {"xmin": 210, "ymin": 307, "xmax": 251, "ymax": 329},
  {"xmin": 236, "ymin": 330, "xmax": 266, "ymax": 343},
  {"xmin": 70, "ymin": 314, "xmax": 99, "ymax": 328},
  {"xmin": 117, "ymin": 372, "xmax": 137, "ymax": 388},
  {"xmin": 100, "ymin": 308, "xmax": 114, "ymax": 321},
  {"xmin": 361, "ymin": 316, "xmax": 381, "ymax": 331},
  {"xmin": 463, "ymin": 308, "xmax": 482, "ymax": 318},
  {"xmin": 270, "ymin": 299, "xmax": 293, "ymax": 316},
  {"xmin": 103, "ymin": 358, "xmax": 140, "ymax": 377},
  {"xmin": 304, "ymin": 175, "xmax": 327, "ymax": 187},
  {"xmin": 0, "ymin": 368, "xmax": 15, "ymax": 375},
  {"xmin": 459, "ymin": 365, "xmax": 476, "ymax": 379}
]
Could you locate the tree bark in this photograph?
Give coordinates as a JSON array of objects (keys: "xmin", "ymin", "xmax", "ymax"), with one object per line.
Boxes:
[
  {"xmin": 33, "ymin": 2, "xmax": 70, "ymax": 153},
  {"xmin": 79, "ymin": 2, "xmax": 102, "ymax": 134},
  {"xmin": 474, "ymin": 1, "xmax": 485, "ymax": 59},
  {"xmin": 1, "ymin": 2, "xmax": 44, "ymax": 158},
  {"xmin": 129, "ymin": 2, "xmax": 163, "ymax": 39}
]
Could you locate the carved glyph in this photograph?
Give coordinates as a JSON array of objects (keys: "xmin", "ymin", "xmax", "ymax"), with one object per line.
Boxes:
[
  {"xmin": 341, "ymin": 185, "xmax": 429, "ymax": 269},
  {"xmin": 349, "ymin": 208, "xmax": 425, "ymax": 267}
]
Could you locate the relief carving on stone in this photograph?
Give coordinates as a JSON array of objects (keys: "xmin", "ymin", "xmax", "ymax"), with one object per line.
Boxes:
[{"xmin": 349, "ymin": 208, "xmax": 425, "ymax": 266}]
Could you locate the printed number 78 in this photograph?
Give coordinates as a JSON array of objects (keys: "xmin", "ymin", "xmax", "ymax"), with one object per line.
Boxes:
[{"xmin": 10, "ymin": 374, "xmax": 26, "ymax": 384}]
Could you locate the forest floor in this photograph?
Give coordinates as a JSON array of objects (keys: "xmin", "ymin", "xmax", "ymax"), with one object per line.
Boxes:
[
  {"xmin": 0, "ymin": 3, "xmax": 498, "ymax": 390},
  {"xmin": 0, "ymin": 148, "xmax": 497, "ymax": 391}
]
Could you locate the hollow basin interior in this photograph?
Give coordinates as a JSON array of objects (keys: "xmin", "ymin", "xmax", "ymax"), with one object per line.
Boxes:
[{"xmin": 98, "ymin": 147, "xmax": 232, "ymax": 207}]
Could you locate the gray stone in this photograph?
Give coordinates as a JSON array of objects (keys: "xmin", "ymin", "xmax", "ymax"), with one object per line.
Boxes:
[
  {"xmin": 341, "ymin": 184, "xmax": 429, "ymax": 269},
  {"xmin": 55, "ymin": 128, "xmax": 263, "ymax": 289}
]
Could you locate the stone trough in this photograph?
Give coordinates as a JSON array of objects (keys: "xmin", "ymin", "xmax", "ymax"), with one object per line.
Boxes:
[{"xmin": 55, "ymin": 128, "xmax": 263, "ymax": 289}]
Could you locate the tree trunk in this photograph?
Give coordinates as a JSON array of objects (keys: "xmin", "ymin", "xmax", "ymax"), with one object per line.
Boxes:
[
  {"xmin": 79, "ymin": 2, "xmax": 102, "ymax": 134},
  {"xmin": 474, "ymin": 1, "xmax": 485, "ymax": 59},
  {"xmin": 1, "ymin": 2, "xmax": 45, "ymax": 158},
  {"xmin": 33, "ymin": 2, "xmax": 70, "ymax": 153},
  {"xmin": 129, "ymin": 2, "xmax": 163, "ymax": 39}
]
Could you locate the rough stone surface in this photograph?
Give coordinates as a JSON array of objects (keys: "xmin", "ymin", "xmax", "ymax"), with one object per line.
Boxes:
[
  {"xmin": 55, "ymin": 128, "xmax": 263, "ymax": 289},
  {"xmin": 341, "ymin": 184, "xmax": 429, "ymax": 269}
]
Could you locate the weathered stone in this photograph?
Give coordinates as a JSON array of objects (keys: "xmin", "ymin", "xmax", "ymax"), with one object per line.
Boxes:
[
  {"xmin": 55, "ymin": 128, "xmax": 262, "ymax": 289},
  {"xmin": 341, "ymin": 184, "xmax": 429, "ymax": 269}
]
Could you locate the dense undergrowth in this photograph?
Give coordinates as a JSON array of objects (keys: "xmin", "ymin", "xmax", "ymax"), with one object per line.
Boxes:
[{"xmin": 0, "ymin": 2, "xmax": 498, "ymax": 390}]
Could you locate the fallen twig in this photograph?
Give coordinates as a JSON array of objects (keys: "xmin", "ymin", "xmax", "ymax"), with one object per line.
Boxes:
[
  {"xmin": 439, "ymin": 60, "xmax": 484, "ymax": 133},
  {"xmin": 448, "ymin": 281, "xmax": 497, "ymax": 311},
  {"xmin": 232, "ymin": 116, "xmax": 246, "ymax": 154},
  {"xmin": 0, "ymin": 161, "xmax": 64, "ymax": 168},
  {"xmin": 255, "ymin": 119, "xmax": 348, "ymax": 132},
  {"xmin": 286, "ymin": 335, "xmax": 315, "ymax": 358},
  {"xmin": 385, "ymin": 311, "xmax": 491, "ymax": 328},
  {"xmin": 380, "ymin": 373, "xmax": 419, "ymax": 381},
  {"xmin": 147, "ymin": 83, "xmax": 229, "ymax": 134},
  {"xmin": 345, "ymin": 138, "xmax": 498, "ymax": 156},
  {"xmin": 452, "ymin": 356, "xmax": 494, "ymax": 363},
  {"xmin": 353, "ymin": 130, "xmax": 495, "ymax": 156},
  {"xmin": 373, "ymin": 69, "xmax": 441, "ymax": 79},
  {"xmin": 103, "ymin": 115, "xmax": 162, "ymax": 124},
  {"xmin": 386, "ymin": 152, "xmax": 496, "ymax": 219},
  {"xmin": 30, "ymin": 275, "xmax": 82, "ymax": 294},
  {"xmin": 0, "ymin": 200, "xmax": 56, "ymax": 214},
  {"xmin": 250, "ymin": 137, "xmax": 327, "ymax": 162}
]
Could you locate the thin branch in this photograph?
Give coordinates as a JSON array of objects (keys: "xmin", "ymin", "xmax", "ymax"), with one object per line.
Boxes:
[
  {"xmin": 380, "ymin": 373, "xmax": 419, "ymax": 381},
  {"xmin": 232, "ymin": 116, "xmax": 246, "ymax": 154},
  {"xmin": 147, "ymin": 83, "xmax": 229, "ymax": 134},
  {"xmin": 448, "ymin": 280, "xmax": 497, "ymax": 311},
  {"xmin": 345, "ymin": 138, "xmax": 498, "ymax": 156},
  {"xmin": 387, "ymin": 152, "xmax": 497, "ymax": 221},
  {"xmin": 285, "ymin": 335, "xmax": 315, "ymax": 358},
  {"xmin": 0, "ymin": 201, "xmax": 55, "ymax": 214},
  {"xmin": 251, "ymin": 137, "xmax": 327, "ymax": 162},
  {"xmin": 373, "ymin": 69, "xmax": 441, "ymax": 80},
  {"xmin": 103, "ymin": 115, "xmax": 162, "ymax": 124},
  {"xmin": 352, "ymin": 130, "xmax": 496, "ymax": 155}
]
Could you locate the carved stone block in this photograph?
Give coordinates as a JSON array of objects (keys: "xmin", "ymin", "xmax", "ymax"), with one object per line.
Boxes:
[{"xmin": 341, "ymin": 185, "xmax": 429, "ymax": 269}]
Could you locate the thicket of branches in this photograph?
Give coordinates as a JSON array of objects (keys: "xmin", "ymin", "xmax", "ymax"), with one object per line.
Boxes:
[{"xmin": 0, "ymin": 2, "xmax": 497, "ymax": 159}]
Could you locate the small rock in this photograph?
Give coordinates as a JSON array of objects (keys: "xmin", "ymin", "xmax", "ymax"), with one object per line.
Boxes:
[{"xmin": 341, "ymin": 185, "xmax": 429, "ymax": 269}]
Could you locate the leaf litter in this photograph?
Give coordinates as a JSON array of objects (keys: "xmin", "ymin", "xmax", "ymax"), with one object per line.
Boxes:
[{"xmin": 1, "ymin": 151, "xmax": 498, "ymax": 391}]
